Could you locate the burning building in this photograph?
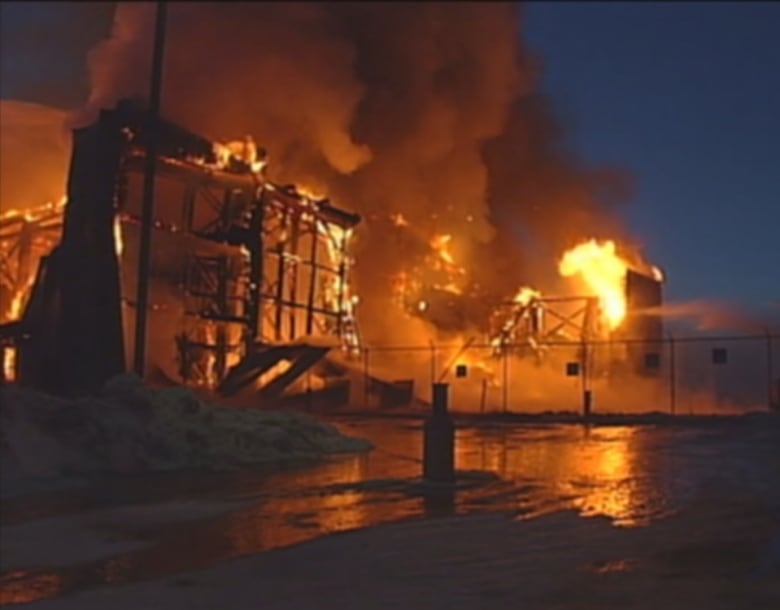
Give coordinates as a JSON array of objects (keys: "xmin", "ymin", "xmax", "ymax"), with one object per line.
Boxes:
[
  {"xmin": 1, "ymin": 3, "xmax": 672, "ymax": 412},
  {"xmin": 0, "ymin": 101, "xmax": 362, "ymax": 400},
  {"xmin": 0, "ymin": 99, "xmax": 666, "ymax": 411}
]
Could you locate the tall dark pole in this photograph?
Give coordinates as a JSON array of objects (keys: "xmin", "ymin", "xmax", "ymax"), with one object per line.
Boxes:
[{"xmin": 133, "ymin": 1, "xmax": 168, "ymax": 378}]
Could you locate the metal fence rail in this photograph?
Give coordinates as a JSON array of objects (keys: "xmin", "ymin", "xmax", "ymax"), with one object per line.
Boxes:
[{"xmin": 354, "ymin": 333, "xmax": 780, "ymax": 415}]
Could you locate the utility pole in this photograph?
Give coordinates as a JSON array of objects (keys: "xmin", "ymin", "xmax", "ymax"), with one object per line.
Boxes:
[{"xmin": 133, "ymin": 1, "xmax": 168, "ymax": 378}]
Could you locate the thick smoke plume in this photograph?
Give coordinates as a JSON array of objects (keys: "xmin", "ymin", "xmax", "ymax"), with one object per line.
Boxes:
[{"xmin": 82, "ymin": 1, "xmax": 634, "ymax": 343}]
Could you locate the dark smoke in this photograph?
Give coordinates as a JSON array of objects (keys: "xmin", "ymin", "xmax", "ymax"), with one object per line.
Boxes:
[{"xmin": 81, "ymin": 1, "xmax": 635, "ymax": 342}]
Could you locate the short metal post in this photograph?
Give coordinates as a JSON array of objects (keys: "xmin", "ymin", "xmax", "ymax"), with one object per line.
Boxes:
[
  {"xmin": 502, "ymin": 346, "xmax": 509, "ymax": 413},
  {"xmin": 582, "ymin": 390, "xmax": 592, "ymax": 418},
  {"xmin": 429, "ymin": 342, "xmax": 437, "ymax": 388},
  {"xmin": 423, "ymin": 383, "xmax": 455, "ymax": 483},
  {"xmin": 669, "ymin": 334, "xmax": 677, "ymax": 415},
  {"xmin": 363, "ymin": 347, "xmax": 370, "ymax": 408},
  {"xmin": 765, "ymin": 330, "xmax": 774, "ymax": 411}
]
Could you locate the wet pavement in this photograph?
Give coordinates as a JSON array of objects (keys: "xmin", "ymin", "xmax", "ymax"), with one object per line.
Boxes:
[{"xmin": 2, "ymin": 416, "xmax": 779, "ymax": 605}]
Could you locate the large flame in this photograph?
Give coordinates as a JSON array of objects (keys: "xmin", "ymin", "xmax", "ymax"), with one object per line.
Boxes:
[{"xmin": 558, "ymin": 239, "xmax": 628, "ymax": 330}]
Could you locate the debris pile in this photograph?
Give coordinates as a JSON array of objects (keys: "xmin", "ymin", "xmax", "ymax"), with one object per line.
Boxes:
[{"xmin": 0, "ymin": 374, "xmax": 372, "ymax": 482}]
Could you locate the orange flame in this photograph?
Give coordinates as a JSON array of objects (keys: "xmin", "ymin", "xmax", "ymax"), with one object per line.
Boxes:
[
  {"xmin": 429, "ymin": 234, "xmax": 456, "ymax": 266},
  {"xmin": 0, "ymin": 196, "xmax": 67, "ymax": 223},
  {"xmin": 558, "ymin": 239, "xmax": 628, "ymax": 330},
  {"xmin": 390, "ymin": 213, "xmax": 408, "ymax": 227},
  {"xmin": 2, "ymin": 346, "xmax": 16, "ymax": 382},
  {"xmin": 113, "ymin": 215, "xmax": 124, "ymax": 258},
  {"xmin": 513, "ymin": 286, "xmax": 540, "ymax": 306}
]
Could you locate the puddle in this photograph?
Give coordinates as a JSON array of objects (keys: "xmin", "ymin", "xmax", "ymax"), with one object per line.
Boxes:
[{"xmin": 1, "ymin": 416, "xmax": 778, "ymax": 604}]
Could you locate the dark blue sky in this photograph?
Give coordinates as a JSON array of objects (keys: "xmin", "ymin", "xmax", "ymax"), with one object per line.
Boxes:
[
  {"xmin": 1, "ymin": 2, "xmax": 778, "ymax": 311},
  {"xmin": 523, "ymin": 1, "xmax": 780, "ymax": 310}
]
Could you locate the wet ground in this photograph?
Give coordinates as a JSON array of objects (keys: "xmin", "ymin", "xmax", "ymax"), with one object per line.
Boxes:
[{"xmin": 2, "ymin": 415, "xmax": 779, "ymax": 605}]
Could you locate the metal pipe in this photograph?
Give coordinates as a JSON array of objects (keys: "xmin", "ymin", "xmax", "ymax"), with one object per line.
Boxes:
[
  {"xmin": 274, "ymin": 208, "xmax": 289, "ymax": 341},
  {"xmin": 335, "ymin": 232, "xmax": 348, "ymax": 336},
  {"xmin": 502, "ymin": 347, "xmax": 509, "ymax": 413},
  {"xmin": 363, "ymin": 347, "xmax": 370, "ymax": 408},
  {"xmin": 133, "ymin": 0, "xmax": 168, "ymax": 378},
  {"xmin": 305, "ymin": 223, "xmax": 319, "ymax": 335},
  {"xmin": 287, "ymin": 213, "xmax": 301, "ymax": 341},
  {"xmin": 766, "ymin": 328, "xmax": 774, "ymax": 411},
  {"xmin": 669, "ymin": 334, "xmax": 677, "ymax": 415},
  {"xmin": 246, "ymin": 188, "xmax": 264, "ymax": 351}
]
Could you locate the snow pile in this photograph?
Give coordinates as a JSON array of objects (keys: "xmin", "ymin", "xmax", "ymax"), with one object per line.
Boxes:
[{"xmin": 0, "ymin": 374, "xmax": 372, "ymax": 482}]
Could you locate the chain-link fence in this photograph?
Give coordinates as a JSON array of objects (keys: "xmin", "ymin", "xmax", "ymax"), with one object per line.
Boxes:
[{"xmin": 354, "ymin": 334, "xmax": 780, "ymax": 415}]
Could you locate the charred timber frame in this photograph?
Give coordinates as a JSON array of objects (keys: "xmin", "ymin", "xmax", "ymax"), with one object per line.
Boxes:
[
  {"xmin": 495, "ymin": 295, "xmax": 601, "ymax": 348},
  {"xmin": 9, "ymin": 101, "xmax": 360, "ymax": 396},
  {"xmin": 0, "ymin": 205, "xmax": 64, "ymax": 325}
]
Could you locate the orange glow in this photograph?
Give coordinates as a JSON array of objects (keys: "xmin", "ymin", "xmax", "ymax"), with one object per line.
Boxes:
[
  {"xmin": 2, "ymin": 346, "xmax": 16, "ymax": 381},
  {"xmin": 258, "ymin": 358, "xmax": 293, "ymax": 388},
  {"xmin": 512, "ymin": 286, "xmax": 540, "ymax": 306},
  {"xmin": 558, "ymin": 239, "xmax": 628, "ymax": 330},
  {"xmin": 390, "ymin": 213, "xmax": 408, "ymax": 227},
  {"xmin": 427, "ymin": 233, "xmax": 467, "ymax": 295},
  {"xmin": 316, "ymin": 221, "xmax": 359, "ymax": 350},
  {"xmin": 113, "ymin": 215, "xmax": 124, "ymax": 258},
  {"xmin": 0, "ymin": 570, "xmax": 65, "ymax": 605},
  {"xmin": 429, "ymin": 233, "xmax": 456, "ymax": 266},
  {"xmin": 0, "ymin": 196, "xmax": 66, "ymax": 224},
  {"xmin": 7, "ymin": 287, "xmax": 26, "ymax": 320},
  {"xmin": 455, "ymin": 352, "xmax": 497, "ymax": 383},
  {"xmin": 210, "ymin": 137, "xmax": 266, "ymax": 174}
]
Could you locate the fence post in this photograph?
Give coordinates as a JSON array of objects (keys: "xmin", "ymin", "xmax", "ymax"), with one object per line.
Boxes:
[
  {"xmin": 668, "ymin": 334, "xmax": 676, "ymax": 415},
  {"xmin": 502, "ymin": 345, "xmax": 509, "ymax": 413},
  {"xmin": 423, "ymin": 382, "xmax": 455, "ymax": 483},
  {"xmin": 429, "ymin": 341, "xmax": 437, "ymax": 389},
  {"xmin": 580, "ymin": 338, "xmax": 591, "ymax": 417},
  {"xmin": 766, "ymin": 330, "xmax": 774, "ymax": 411},
  {"xmin": 363, "ymin": 347, "xmax": 369, "ymax": 408}
]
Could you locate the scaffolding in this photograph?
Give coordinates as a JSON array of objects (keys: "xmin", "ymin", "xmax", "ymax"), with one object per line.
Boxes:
[
  {"xmin": 3, "ymin": 102, "xmax": 361, "ymax": 398},
  {"xmin": 491, "ymin": 295, "xmax": 602, "ymax": 353}
]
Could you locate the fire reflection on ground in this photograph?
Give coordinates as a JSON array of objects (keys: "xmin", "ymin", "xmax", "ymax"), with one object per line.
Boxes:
[
  {"xmin": 0, "ymin": 571, "xmax": 64, "ymax": 606},
  {"xmin": 0, "ymin": 419, "xmax": 696, "ymax": 604}
]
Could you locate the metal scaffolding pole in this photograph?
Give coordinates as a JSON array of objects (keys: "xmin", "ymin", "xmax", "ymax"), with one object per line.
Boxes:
[
  {"xmin": 133, "ymin": 0, "xmax": 168, "ymax": 378},
  {"xmin": 305, "ymin": 223, "xmax": 319, "ymax": 335}
]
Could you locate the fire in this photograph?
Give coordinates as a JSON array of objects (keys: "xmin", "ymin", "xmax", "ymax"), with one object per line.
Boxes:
[
  {"xmin": 430, "ymin": 234, "xmax": 456, "ymax": 267},
  {"xmin": 317, "ymin": 221, "xmax": 360, "ymax": 351},
  {"xmin": 390, "ymin": 213, "xmax": 408, "ymax": 227},
  {"xmin": 211, "ymin": 137, "xmax": 267, "ymax": 174},
  {"xmin": 8, "ymin": 289, "xmax": 26, "ymax": 321},
  {"xmin": 513, "ymin": 286, "xmax": 540, "ymax": 306},
  {"xmin": 113, "ymin": 215, "xmax": 124, "ymax": 257},
  {"xmin": 558, "ymin": 239, "xmax": 628, "ymax": 330},
  {"xmin": 0, "ymin": 196, "xmax": 67, "ymax": 223},
  {"xmin": 2, "ymin": 346, "xmax": 16, "ymax": 382}
]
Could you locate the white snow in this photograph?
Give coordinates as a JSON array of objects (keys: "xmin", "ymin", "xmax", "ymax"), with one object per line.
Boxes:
[{"xmin": 0, "ymin": 374, "xmax": 372, "ymax": 487}]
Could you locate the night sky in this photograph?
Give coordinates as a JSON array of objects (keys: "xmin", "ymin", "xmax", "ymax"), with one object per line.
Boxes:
[
  {"xmin": 1, "ymin": 2, "xmax": 778, "ymax": 313},
  {"xmin": 523, "ymin": 1, "xmax": 780, "ymax": 312}
]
